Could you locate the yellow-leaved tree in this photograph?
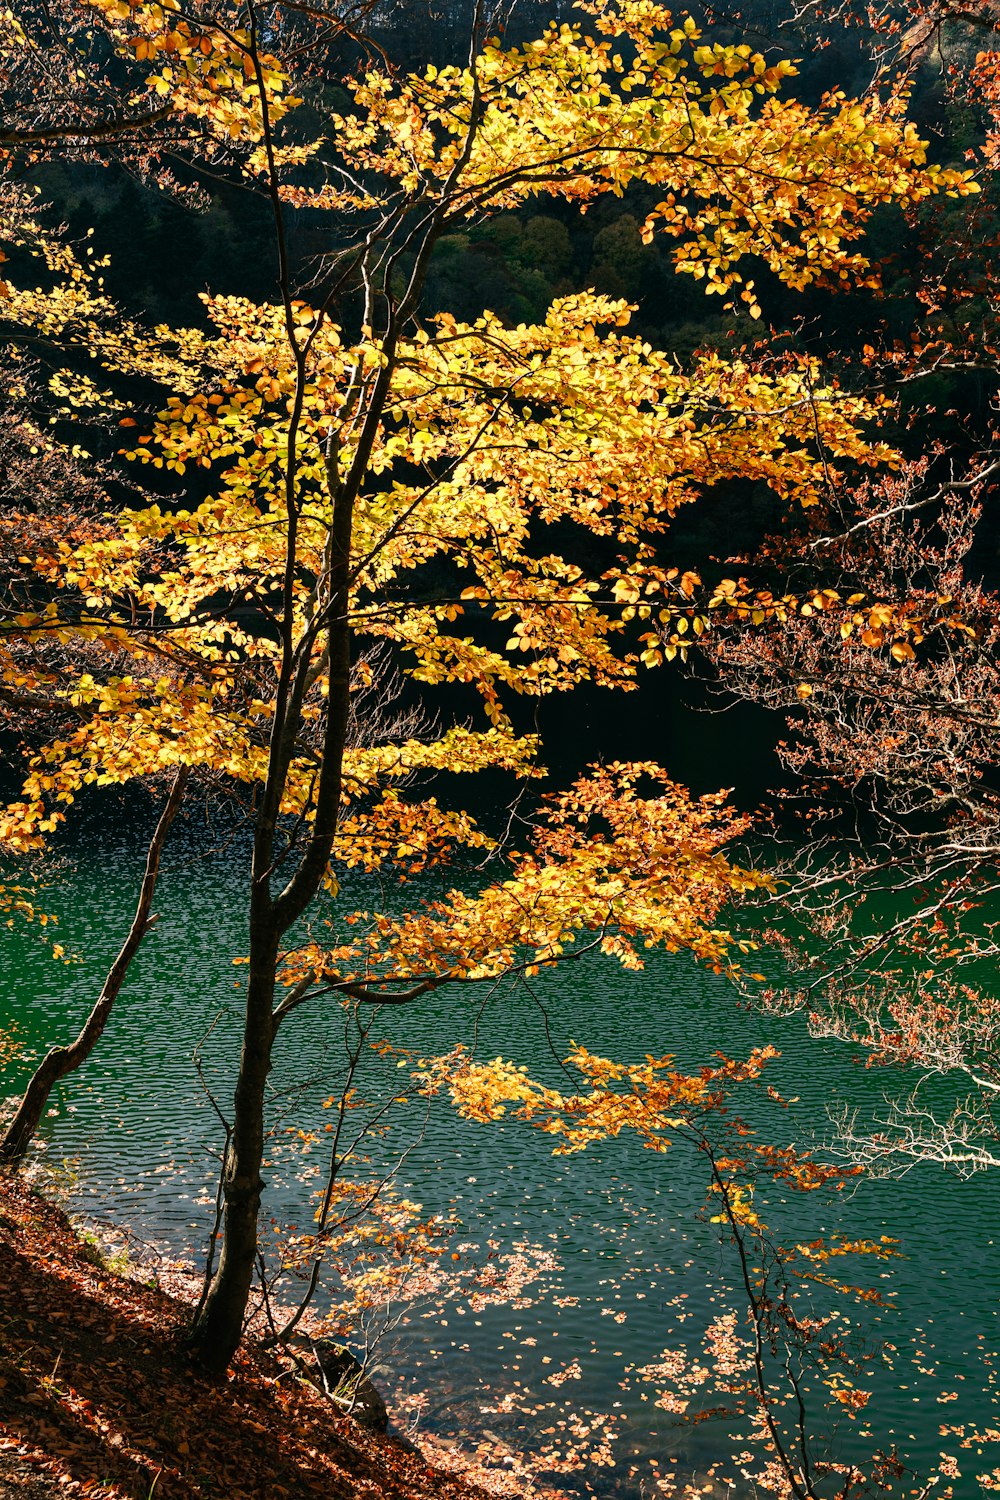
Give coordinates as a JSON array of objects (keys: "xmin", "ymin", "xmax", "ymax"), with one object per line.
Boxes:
[{"xmin": 0, "ymin": 0, "xmax": 976, "ymax": 1370}]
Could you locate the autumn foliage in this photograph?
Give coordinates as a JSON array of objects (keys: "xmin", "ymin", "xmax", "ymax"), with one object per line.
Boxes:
[{"xmin": 0, "ymin": 0, "xmax": 985, "ymax": 1432}]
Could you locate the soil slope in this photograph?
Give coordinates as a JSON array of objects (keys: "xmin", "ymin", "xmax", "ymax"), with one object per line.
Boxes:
[{"xmin": 0, "ymin": 1176, "xmax": 487, "ymax": 1500}]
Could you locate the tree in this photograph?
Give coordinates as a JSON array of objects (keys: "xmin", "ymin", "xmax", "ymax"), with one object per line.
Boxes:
[
  {"xmin": 705, "ymin": 456, "xmax": 1000, "ymax": 1177},
  {"xmin": 0, "ymin": 767, "xmax": 189, "ymax": 1165},
  {"xmin": 622, "ymin": 16, "xmax": 1000, "ymax": 1185},
  {"xmin": 0, "ymin": 0, "xmax": 975, "ymax": 1373},
  {"xmin": 0, "ymin": 0, "xmax": 315, "ymax": 168}
]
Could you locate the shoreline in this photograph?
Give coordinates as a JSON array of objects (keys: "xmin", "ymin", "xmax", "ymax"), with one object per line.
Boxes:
[{"xmin": 0, "ymin": 1173, "xmax": 516, "ymax": 1500}]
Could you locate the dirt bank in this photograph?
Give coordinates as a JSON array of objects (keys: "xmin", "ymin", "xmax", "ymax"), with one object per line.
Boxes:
[{"xmin": 0, "ymin": 1175, "xmax": 492, "ymax": 1500}]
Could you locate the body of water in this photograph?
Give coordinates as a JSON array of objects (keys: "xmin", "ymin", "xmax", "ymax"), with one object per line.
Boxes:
[{"xmin": 3, "ymin": 806, "xmax": 998, "ymax": 1497}]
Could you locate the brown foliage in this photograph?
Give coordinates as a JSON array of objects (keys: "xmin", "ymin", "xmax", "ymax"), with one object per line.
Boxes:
[{"xmin": 0, "ymin": 1175, "xmax": 490, "ymax": 1500}]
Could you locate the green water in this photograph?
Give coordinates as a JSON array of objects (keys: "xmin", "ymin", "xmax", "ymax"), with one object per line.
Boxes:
[{"xmin": 2, "ymin": 804, "xmax": 998, "ymax": 1497}]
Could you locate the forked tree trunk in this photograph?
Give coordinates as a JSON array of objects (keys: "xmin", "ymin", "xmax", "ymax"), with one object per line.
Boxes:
[
  {"xmin": 0, "ymin": 767, "xmax": 189, "ymax": 1169},
  {"xmin": 188, "ymin": 416, "xmax": 358, "ymax": 1371},
  {"xmin": 184, "ymin": 38, "xmax": 449, "ymax": 1363}
]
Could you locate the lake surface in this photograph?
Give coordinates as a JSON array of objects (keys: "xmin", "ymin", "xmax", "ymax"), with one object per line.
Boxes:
[{"xmin": 3, "ymin": 803, "xmax": 998, "ymax": 1497}]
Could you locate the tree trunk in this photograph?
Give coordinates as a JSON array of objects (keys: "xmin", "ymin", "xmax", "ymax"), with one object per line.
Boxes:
[
  {"xmin": 188, "ymin": 383, "xmax": 357, "ymax": 1370},
  {"xmin": 0, "ymin": 767, "xmax": 189, "ymax": 1170},
  {"xmin": 187, "ymin": 911, "xmax": 279, "ymax": 1371}
]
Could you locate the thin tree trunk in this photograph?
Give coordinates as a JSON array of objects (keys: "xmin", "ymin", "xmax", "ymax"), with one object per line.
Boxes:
[
  {"xmin": 186, "ymin": 916, "xmax": 279, "ymax": 1371},
  {"xmin": 0, "ymin": 767, "xmax": 189, "ymax": 1169}
]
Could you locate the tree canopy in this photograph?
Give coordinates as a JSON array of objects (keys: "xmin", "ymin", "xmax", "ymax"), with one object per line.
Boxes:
[{"xmin": 1, "ymin": 5, "xmax": 992, "ymax": 1481}]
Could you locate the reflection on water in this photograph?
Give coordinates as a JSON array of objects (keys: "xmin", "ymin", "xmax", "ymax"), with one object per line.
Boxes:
[{"xmin": 3, "ymin": 811, "xmax": 998, "ymax": 1495}]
